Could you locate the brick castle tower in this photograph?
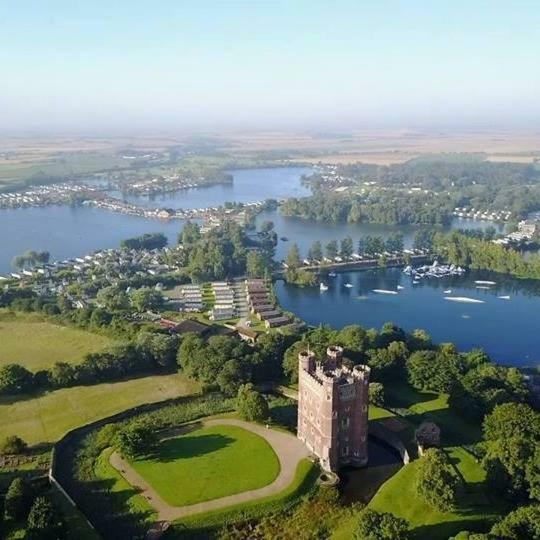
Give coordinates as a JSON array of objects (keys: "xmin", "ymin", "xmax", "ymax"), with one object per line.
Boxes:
[{"xmin": 297, "ymin": 346, "xmax": 370, "ymax": 471}]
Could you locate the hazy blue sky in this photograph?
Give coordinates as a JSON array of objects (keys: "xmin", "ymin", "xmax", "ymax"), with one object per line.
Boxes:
[{"xmin": 1, "ymin": 1, "xmax": 539, "ymax": 132}]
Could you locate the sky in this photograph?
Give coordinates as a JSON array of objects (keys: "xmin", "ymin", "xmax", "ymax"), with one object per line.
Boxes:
[{"xmin": 1, "ymin": 0, "xmax": 539, "ymax": 132}]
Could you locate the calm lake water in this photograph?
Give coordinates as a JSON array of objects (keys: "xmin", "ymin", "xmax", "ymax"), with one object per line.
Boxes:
[
  {"xmin": 276, "ymin": 267, "xmax": 540, "ymax": 367},
  {"xmin": 110, "ymin": 166, "xmax": 313, "ymax": 209},
  {"xmin": 0, "ymin": 167, "xmax": 311, "ymax": 274},
  {"xmin": 1, "ymin": 165, "xmax": 537, "ymax": 367}
]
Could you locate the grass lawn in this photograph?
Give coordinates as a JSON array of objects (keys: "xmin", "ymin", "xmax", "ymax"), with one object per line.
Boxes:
[
  {"xmin": 129, "ymin": 424, "xmax": 280, "ymax": 506},
  {"xmin": 0, "ymin": 373, "xmax": 200, "ymax": 444},
  {"xmin": 173, "ymin": 459, "xmax": 318, "ymax": 534},
  {"xmin": 0, "ymin": 310, "xmax": 115, "ymax": 370}
]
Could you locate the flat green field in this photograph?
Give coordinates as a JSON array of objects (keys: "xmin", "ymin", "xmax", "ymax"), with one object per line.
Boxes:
[
  {"xmin": 0, "ymin": 373, "xmax": 200, "ymax": 444},
  {"xmin": 130, "ymin": 424, "xmax": 280, "ymax": 506},
  {"xmin": 0, "ymin": 311, "xmax": 115, "ymax": 370}
]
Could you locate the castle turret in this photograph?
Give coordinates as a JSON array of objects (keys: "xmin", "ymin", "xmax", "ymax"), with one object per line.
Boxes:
[
  {"xmin": 325, "ymin": 345, "xmax": 343, "ymax": 369},
  {"xmin": 298, "ymin": 349, "xmax": 316, "ymax": 373}
]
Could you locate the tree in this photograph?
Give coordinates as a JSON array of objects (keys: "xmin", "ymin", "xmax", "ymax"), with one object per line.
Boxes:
[
  {"xmin": 308, "ymin": 241, "xmax": 323, "ymax": 262},
  {"xmin": 246, "ymin": 251, "xmax": 269, "ymax": 278},
  {"xmin": 354, "ymin": 508, "xmax": 409, "ymax": 540},
  {"xmin": 4, "ymin": 477, "xmax": 33, "ymax": 521},
  {"xmin": 115, "ymin": 420, "xmax": 158, "ymax": 458},
  {"xmin": 282, "ymin": 341, "xmax": 306, "ymax": 383},
  {"xmin": 406, "ymin": 350, "xmax": 458, "ymax": 393},
  {"xmin": 49, "ymin": 362, "xmax": 77, "ymax": 388},
  {"xmin": 415, "ymin": 448, "xmax": 460, "ymax": 511},
  {"xmin": 369, "ymin": 382, "xmax": 385, "ymax": 406},
  {"xmin": 136, "ymin": 332, "xmax": 178, "ymax": 368},
  {"xmin": 481, "ymin": 406, "xmax": 540, "ymax": 502},
  {"xmin": 385, "ymin": 232, "xmax": 404, "ymax": 253},
  {"xmin": 260, "ymin": 220, "xmax": 274, "ymax": 234},
  {"xmin": 286, "ymin": 244, "xmax": 302, "ymax": 270},
  {"xmin": 180, "ymin": 221, "xmax": 201, "ymax": 245},
  {"xmin": 26, "ymin": 496, "xmax": 64, "ymax": 540},
  {"xmin": 236, "ymin": 383, "xmax": 269, "ymax": 422},
  {"xmin": 340, "ymin": 236, "xmax": 353, "ymax": 258},
  {"xmin": 483, "ymin": 403, "xmax": 540, "ymax": 442},
  {"xmin": 130, "ymin": 287, "xmax": 164, "ymax": 312},
  {"xmin": 0, "ymin": 364, "xmax": 34, "ymax": 395},
  {"xmin": 325, "ymin": 240, "xmax": 338, "ymax": 260},
  {"xmin": 96, "ymin": 286, "xmax": 130, "ymax": 310},
  {"xmin": 337, "ymin": 325, "xmax": 367, "ymax": 357},
  {"xmin": 120, "ymin": 232, "xmax": 167, "ymax": 250},
  {"xmin": 0, "ymin": 435, "xmax": 27, "ymax": 455},
  {"xmin": 490, "ymin": 504, "xmax": 540, "ymax": 539}
]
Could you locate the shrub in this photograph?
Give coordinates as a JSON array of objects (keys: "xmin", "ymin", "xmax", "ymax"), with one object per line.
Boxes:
[
  {"xmin": 236, "ymin": 384, "xmax": 270, "ymax": 422},
  {"xmin": 354, "ymin": 508, "xmax": 409, "ymax": 540},
  {"xmin": 0, "ymin": 435, "xmax": 28, "ymax": 455},
  {"xmin": 26, "ymin": 496, "xmax": 65, "ymax": 539},
  {"xmin": 369, "ymin": 382, "xmax": 385, "ymax": 407},
  {"xmin": 414, "ymin": 448, "xmax": 460, "ymax": 512},
  {"xmin": 4, "ymin": 477, "xmax": 33, "ymax": 521}
]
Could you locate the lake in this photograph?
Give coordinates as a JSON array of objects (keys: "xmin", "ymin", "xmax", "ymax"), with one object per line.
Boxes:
[
  {"xmin": 276, "ymin": 267, "xmax": 540, "ymax": 367},
  {"xmin": 0, "ymin": 166, "xmax": 502, "ymax": 273},
  {"xmin": 0, "ymin": 166, "xmax": 311, "ymax": 274},
  {"xmin": 1, "ymin": 165, "xmax": 537, "ymax": 368}
]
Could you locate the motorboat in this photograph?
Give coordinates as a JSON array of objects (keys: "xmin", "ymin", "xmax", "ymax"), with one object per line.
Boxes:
[
  {"xmin": 444, "ymin": 296, "xmax": 485, "ymax": 304},
  {"xmin": 344, "ymin": 283, "xmax": 353, "ymax": 288},
  {"xmin": 320, "ymin": 283, "xmax": 329, "ymax": 291}
]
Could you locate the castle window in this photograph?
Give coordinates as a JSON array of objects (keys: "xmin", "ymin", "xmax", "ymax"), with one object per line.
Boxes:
[
  {"xmin": 341, "ymin": 417, "xmax": 350, "ymax": 428},
  {"xmin": 341, "ymin": 445, "xmax": 349, "ymax": 457},
  {"xmin": 361, "ymin": 435, "xmax": 366, "ymax": 442},
  {"xmin": 362, "ymin": 404, "xmax": 368, "ymax": 413}
]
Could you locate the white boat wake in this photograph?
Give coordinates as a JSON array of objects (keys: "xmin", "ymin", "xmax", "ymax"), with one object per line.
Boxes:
[
  {"xmin": 444, "ymin": 296, "xmax": 485, "ymax": 304},
  {"xmin": 373, "ymin": 289, "xmax": 399, "ymax": 295}
]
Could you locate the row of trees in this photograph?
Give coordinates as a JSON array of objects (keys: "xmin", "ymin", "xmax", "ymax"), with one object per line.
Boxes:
[
  {"xmin": 433, "ymin": 231, "xmax": 540, "ymax": 280},
  {"xmin": 281, "ymin": 190, "xmax": 454, "ymax": 226},
  {"xmin": 301, "ymin": 233, "xmax": 406, "ymax": 263}
]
